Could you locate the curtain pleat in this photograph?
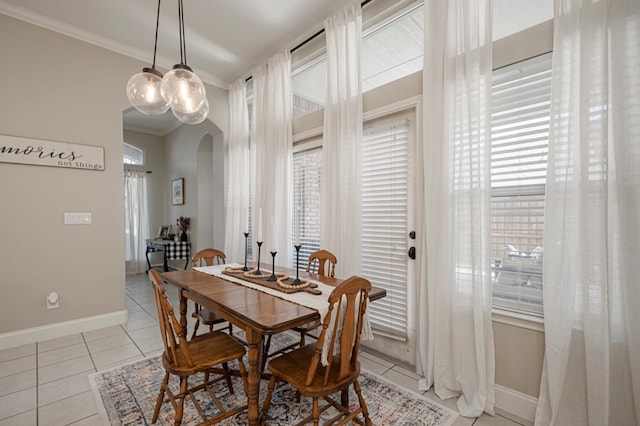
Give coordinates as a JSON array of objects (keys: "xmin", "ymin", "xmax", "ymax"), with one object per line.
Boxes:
[
  {"xmin": 420, "ymin": 0, "xmax": 495, "ymax": 417},
  {"xmin": 252, "ymin": 51, "xmax": 293, "ymax": 265},
  {"xmin": 124, "ymin": 170, "xmax": 149, "ymax": 274},
  {"xmin": 224, "ymin": 79, "xmax": 250, "ymax": 260},
  {"xmin": 320, "ymin": 4, "xmax": 363, "ymax": 278},
  {"xmin": 535, "ymin": 0, "xmax": 640, "ymax": 424}
]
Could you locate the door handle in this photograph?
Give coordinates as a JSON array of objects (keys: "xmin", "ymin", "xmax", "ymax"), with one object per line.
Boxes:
[{"xmin": 408, "ymin": 247, "xmax": 415, "ymax": 259}]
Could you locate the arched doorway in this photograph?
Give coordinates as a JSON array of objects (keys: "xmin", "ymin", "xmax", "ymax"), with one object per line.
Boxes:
[{"xmin": 196, "ymin": 133, "xmax": 225, "ymax": 251}]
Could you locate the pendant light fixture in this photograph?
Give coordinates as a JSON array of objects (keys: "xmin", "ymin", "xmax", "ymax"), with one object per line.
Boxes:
[
  {"xmin": 125, "ymin": 0, "xmax": 169, "ymax": 115},
  {"xmin": 126, "ymin": 0, "xmax": 208, "ymax": 125},
  {"xmin": 160, "ymin": 0, "xmax": 208, "ymax": 124}
]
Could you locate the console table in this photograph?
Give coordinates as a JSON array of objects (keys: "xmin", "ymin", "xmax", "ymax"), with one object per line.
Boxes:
[{"xmin": 145, "ymin": 239, "xmax": 190, "ymax": 272}]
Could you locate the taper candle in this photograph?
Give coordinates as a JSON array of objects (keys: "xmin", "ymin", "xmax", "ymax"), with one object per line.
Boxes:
[{"xmin": 295, "ymin": 206, "xmax": 300, "ymax": 245}]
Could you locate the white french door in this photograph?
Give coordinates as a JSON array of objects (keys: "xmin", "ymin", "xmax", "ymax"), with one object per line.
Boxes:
[{"xmin": 359, "ymin": 107, "xmax": 417, "ymax": 365}]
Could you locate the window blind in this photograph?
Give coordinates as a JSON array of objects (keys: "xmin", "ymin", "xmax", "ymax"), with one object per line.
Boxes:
[
  {"xmin": 292, "ymin": 147, "xmax": 322, "ymax": 265},
  {"xmin": 490, "ymin": 52, "xmax": 552, "ymax": 315},
  {"xmin": 362, "ymin": 119, "xmax": 409, "ymax": 337}
]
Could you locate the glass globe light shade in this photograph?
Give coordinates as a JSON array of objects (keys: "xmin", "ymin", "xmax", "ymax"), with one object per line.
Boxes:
[
  {"xmin": 161, "ymin": 65, "xmax": 207, "ymax": 115},
  {"xmin": 126, "ymin": 68, "xmax": 169, "ymax": 115},
  {"xmin": 173, "ymin": 98, "xmax": 209, "ymax": 125}
]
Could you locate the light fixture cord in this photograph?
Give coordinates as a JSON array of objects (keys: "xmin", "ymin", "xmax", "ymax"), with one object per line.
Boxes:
[
  {"xmin": 178, "ymin": 0, "xmax": 187, "ymax": 66},
  {"xmin": 152, "ymin": 0, "xmax": 161, "ymax": 69}
]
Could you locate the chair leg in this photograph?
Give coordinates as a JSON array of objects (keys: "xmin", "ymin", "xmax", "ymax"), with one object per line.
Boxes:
[
  {"xmin": 238, "ymin": 359, "xmax": 248, "ymax": 394},
  {"xmin": 229, "ymin": 322, "xmax": 234, "ymax": 336},
  {"xmin": 261, "ymin": 335, "xmax": 273, "ymax": 372},
  {"xmin": 341, "ymin": 389, "xmax": 349, "ymax": 408},
  {"xmin": 152, "ymin": 372, "xmax": 170, "ymax": 423},
  {"xmin": 353, "ymin": 380, "xmax": 372, "ymax": 426},
  {"xmin": 191, "ymin": 319, "xmax": 200, "ymax": 340},
  {"xmin": 260, "ymin": 376, "xmax": 277, "ymax": 425},
  {"xmin": 312, "ymin": 397, "xmax": 320, "ymax": 426},
  {"xmin": 299, "ymin": 330, "xmax": 306, "ymax": 347},
  {"xmin": 222, "ymin": 362, "xmax": 234, "ymax": 394},
  {"xmin": 174, "ymin": 376, "xmax": 189, "ymax": 426}
]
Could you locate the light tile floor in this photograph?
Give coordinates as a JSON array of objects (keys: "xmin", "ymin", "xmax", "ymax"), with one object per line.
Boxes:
[{"xmin": 0, "ymin": 273, "xmax": 527, "ymax": 426}]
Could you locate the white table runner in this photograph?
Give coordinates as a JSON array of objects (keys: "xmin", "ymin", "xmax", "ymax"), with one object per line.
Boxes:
[
  {"xmin": 193, "ymin": 263, "xmax": 373, "ymax": 365},
  {"xmin": 193, "ymin": 263, "xmax": 334, "ymax": 321}
]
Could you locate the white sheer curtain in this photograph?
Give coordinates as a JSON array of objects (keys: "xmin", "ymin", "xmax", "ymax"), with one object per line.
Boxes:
[
  {"xmin": 419, "ymin": 0, "xmax": 495, "ymax": 417},
  {"xmin": 251, "ymin": 51, "xmax": 293, "ymax": 266},
  {"xmin": 320, "ymin": 4, "xmax": 362, "ymax": 278},
  {"xmin": 224, "ymin": 79, "xmax": 250, "ymax": 261},
  {"xmin": 124, "ymin": 170, "xmax": 149, "ymax": 274},
  {"xmin": 535, "ymin": 0, "xmax": 640, "ymax": 424}
]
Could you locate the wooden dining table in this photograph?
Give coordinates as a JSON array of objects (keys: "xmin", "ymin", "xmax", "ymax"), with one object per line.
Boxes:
[{"xmin": 160, "ymin": 264, "xmax": 386, "ymax": 426}]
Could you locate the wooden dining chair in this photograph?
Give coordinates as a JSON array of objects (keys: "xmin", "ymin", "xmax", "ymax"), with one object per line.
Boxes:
[
  {"xmin": 260, "ymin": 276, "xmax": 372, "ymax": 426},
  {"xmin": 306, "ymin": 249, "xmax": 337, "ymax": 278},
  {"xmin": 260, "ymin": 249, "xmax": 338, "ymax": 371},
  {"xmin": 297, "ymin": 249, "xmax": 338, "ymax": 343},
  {"xmin": 148, "ymin": 269, "xmax": 248, "ymax": 425},
  {"xmin": 190, "ymin": 248, "xmax": 234, "ymax": 339}
]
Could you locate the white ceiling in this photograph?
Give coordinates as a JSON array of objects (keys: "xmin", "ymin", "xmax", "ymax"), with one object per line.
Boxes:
[
  {"xmin": 0, "ymin": 0, "xmax": 351, "ymax": 87},
  {"xmin": 0, "ymin": 0, "xmax": 351, "ymax": 135},
  {"xmin": 1, "ymin": 0, "xmax": 552, "ymax": 135}
]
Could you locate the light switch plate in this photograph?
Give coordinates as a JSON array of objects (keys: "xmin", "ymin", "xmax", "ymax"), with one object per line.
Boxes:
[{"xmin": 64, "ymin": 212, "xmax": 92, "ymax": 225}]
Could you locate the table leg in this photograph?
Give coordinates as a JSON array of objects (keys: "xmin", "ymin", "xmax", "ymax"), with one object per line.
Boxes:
[
  {"xmin": 145, "ymin": 246, "xmax": 152, "ymax": 273},
  {"xmin": 245, "ymin": 328, "xmax": 262, "ymax": 425},
  {"xmin": 163, "ymin": 249, "xmax": 169, "ymax": 272}
]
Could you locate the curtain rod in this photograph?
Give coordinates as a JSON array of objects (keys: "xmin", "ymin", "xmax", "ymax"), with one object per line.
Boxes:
[
  {"xmin": 125, "ymin": 168, "xmax": 152, "ymax": 173},
  {"xmin": 245, "ymin": 0, "xmax": 374, "ymax": 83}
]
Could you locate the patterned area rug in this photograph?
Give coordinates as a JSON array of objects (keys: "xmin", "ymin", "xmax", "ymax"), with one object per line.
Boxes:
[{"xmin": 89, "ymin": 334, "xmax": 458, "ymax": 425}]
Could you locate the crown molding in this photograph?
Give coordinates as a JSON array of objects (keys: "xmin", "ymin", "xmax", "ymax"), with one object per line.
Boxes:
[{"xmin": 0, "ymin": 1, "xmax": 229, "ymax": 90}]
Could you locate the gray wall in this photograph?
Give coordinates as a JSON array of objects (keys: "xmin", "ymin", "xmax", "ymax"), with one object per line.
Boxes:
[
  {"xmin": 0, "ymin": 14, "xmax": 228, "ymax": 342},
  {"xmin": 163, "ymin": 121, "xmax": 226, "ymax": 269}
]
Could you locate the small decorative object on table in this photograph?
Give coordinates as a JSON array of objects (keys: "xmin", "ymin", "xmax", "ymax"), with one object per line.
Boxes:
[
  {"xmin": 254, "ymin": 241, "xmax": 264, "ymax": 276},
  {"xmin": 277, "ymin": 276, "xmax": 311, "ymax": 290},
  {"xmin": 243, "ymin": 232, "xmax": 250, "ymax": 271},
  {"xmin": 176, "ymin": 216, "xmax": 190, "ymax": 242},
  {"xmin": 292, "ymin": 243, "xmax": 302, "ymax": 285},
  {"xmin": 158, "ymin": 225, "xmax": 172, "ymax": 240},
  {"xmin": 268, "ymin": 251, "xmax": 278, "ymax": 282}
]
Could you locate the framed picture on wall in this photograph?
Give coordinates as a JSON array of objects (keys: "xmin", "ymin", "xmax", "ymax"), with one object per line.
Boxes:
[{"xmin": 171, "ymin": 178, "xmax": 184, "ymax": 205}]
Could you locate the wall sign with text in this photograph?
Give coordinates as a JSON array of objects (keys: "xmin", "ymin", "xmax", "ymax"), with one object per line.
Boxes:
[{"xmin": 0, "ymin": 134, "xmax": 105, "ymax": 171}]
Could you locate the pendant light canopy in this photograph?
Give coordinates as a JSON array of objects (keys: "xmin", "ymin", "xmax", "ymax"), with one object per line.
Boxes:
[{"xmin": 126, "ymin": 0, "xmax": 208, "ymax": 125}]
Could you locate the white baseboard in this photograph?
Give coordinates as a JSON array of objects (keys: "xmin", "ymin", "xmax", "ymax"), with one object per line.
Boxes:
[
  {"xmin": 495, "ymin": 384, "xmax": 537, "ymax": 425},
  {"xmin": 0, "ymin": 310, "xmax": 128, "ymax": 351}
]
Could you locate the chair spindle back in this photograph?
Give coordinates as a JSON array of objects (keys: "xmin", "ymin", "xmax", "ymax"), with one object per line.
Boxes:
[
  {"xmin": 149, "ymin": 269, "xmax": 194, "ymax": 368},
  {"xmin": 192, "ymin": 248, "xmax": 226, "ymax": 268},
  {"xmin": 306, "ymin": 249, "xmax": 337, "ymax": 278},
  {"xmin": 305, "ymin": 276, "xmax": 371, "ymax": 387}
]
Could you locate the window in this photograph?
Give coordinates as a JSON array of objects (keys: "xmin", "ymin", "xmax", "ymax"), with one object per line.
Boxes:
[
  {"xmin": 361, "ymin": 118, "xmax": 410, "ymax": 337},
  {"xmin": 292, "ymin": 145, "xmax": 322, "ymax": 264},
  {"xmin": 361, "ymin": 3, "xmax": 423, "ymax": 92},
  {"xmin": 291, "ymin": 2, "xmax": 425, "ymax": 119},
  {"xmin": 291, "ymin": 116, "xmax": 412, "ymax": 338},
  {"xmin": 490, "ymin": 52, "xmax": 552, "ymax": 315},
  {"xmin": 123, "ymin": 142, "xmax": 144, "ymax": 165}
]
